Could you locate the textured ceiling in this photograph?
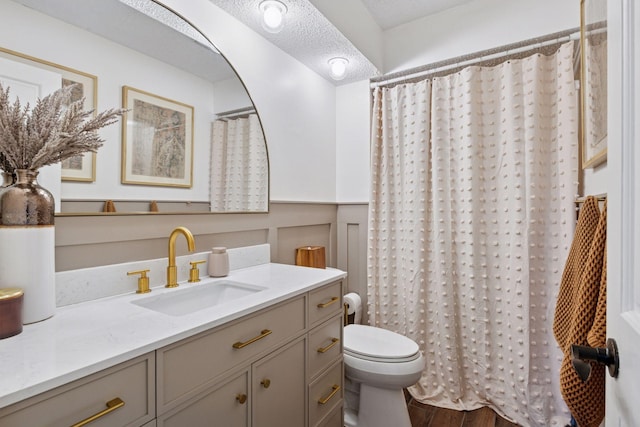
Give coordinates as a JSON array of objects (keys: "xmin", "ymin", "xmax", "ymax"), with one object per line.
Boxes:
[
  {"xmin": 211, "ymin": 0, "xmax": 477, "ymax": 85},
  {"xmin": 211, "ymin": 0, "xmax": 381, "ymax": 85}
]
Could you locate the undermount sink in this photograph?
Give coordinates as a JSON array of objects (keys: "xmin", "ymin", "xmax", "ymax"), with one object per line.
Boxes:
[{"xmin": 131, "ymin": 280, "xmax": 267, "ymax": 316}]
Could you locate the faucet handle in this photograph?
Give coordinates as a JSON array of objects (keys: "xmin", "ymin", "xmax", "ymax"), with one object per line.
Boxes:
[
  {"xmin": 128, "ymin": 269, "xmax": 151, "ymax": 294},
  {"xmin": 188, "ymin": 260, "xmax": 206, "ymax": 283}
]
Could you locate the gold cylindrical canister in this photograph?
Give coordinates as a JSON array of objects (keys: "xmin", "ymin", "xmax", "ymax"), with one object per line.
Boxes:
[{"xmin": 0, "ymin": 287, "xmax": 24, "ymax": 339}]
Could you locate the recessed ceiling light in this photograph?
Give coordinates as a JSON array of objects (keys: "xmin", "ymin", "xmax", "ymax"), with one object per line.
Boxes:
[
  {"xmin": 328, "ymin": 57, "xmax": 349, "ymax": 81},
  {"xmin": 259, "ymin": 0, "xmax": 287, "ymax": 34}
]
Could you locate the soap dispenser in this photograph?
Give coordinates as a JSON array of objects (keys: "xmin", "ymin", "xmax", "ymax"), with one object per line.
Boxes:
[{"xmin": 208, "ymin": 247, "xmax": 229, "ymax": 277}]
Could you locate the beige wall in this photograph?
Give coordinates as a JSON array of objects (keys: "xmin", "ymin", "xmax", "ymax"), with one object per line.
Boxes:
[
  {"xmin": 337, "ymin": 203, "xmax": 369, "ymax": 323},
  {"xmin": 55, "ymin": 203, "xmax": 338, "ymax": 272}
]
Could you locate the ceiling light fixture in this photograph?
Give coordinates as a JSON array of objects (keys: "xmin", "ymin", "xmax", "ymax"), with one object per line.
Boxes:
[
  {"xmin": 328, "ymin": 57, "xmax": 349, "ymax": 81},
  {"xmin": 259, "ymin": 0, "xmax": 287, "ymax": 34}
]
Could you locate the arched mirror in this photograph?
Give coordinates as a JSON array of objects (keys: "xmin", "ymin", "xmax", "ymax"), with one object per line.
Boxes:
[{"xmin": 3, "ymin": 0, "xmax": 269, "ymax": 214}]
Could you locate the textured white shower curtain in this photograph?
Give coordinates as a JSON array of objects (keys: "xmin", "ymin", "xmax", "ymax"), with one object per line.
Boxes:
[
  {"xmin": 210, "ymin": 114, "xmax": 268, "ymax": 211},
  {"xmin": 368, "ymin": 42, "xmax": 578, "ymax": 427}
]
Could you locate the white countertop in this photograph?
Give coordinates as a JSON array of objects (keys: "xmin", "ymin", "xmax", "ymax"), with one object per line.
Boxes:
[{"xmin": 0, "ymin": 263, "xmax": 346, "ymax": 409}]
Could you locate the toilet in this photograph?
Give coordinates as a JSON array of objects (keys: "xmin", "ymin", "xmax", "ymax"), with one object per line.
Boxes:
[{"xmin": 343, "ymin": 323, "xmax": 425, "ymax": 427}]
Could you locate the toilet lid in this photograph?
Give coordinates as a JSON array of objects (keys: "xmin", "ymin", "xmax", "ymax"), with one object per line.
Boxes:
[{"xmin": 344, "ymin": 324, "xmax": 420, "ymax": 362}]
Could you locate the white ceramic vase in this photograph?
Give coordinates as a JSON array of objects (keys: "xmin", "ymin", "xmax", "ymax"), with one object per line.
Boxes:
[{"xmin": 0, "ymin": 169, "xmax": 56, "ymax": 324}]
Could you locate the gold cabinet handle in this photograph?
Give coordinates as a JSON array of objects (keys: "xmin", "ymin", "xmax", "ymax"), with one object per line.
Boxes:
[
  {"xmin": 318, "ymin": 385, "xmax": 341, "ymax": 405},
  {"xmin": 317, "ymin": 296, "xmax": 339, "ymax": 308},
  {"xmin": 232, "ymin": 329, "xmax": 272, "ymax": 349},
  {"xmin": 70, "ymin": 397, "xmax": 125, "ymax": 427},
  {"xmin": 317, "ymin": 338, "xmax": 340, "ymax": 353},
  {"xmin": 261, "ymin": 379, "xmax": 271, "ymax": 389},
  {"xmin": 236, "ymin": 394, "xmax": 247, "ymax": 404}
]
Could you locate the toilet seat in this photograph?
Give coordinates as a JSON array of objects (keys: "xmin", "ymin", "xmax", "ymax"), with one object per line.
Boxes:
[{"xmin": 344, "ymin": 324, "xmax": 420, "ymax": 363}]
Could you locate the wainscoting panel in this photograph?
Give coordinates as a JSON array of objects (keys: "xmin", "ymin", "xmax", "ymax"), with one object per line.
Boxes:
[
  {"xmin": 55, "ymin": 202, "xmax": 338, "ymax": 272},
  {"xmin": 275, "ymin": 224, "xmax": 333, "ymax": 266},
  {"xmin": 337, "ymin": 204, "xmax": 369, "ymax": 323}
]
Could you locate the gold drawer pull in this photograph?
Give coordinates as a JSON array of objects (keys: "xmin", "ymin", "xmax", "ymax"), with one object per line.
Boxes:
[
  {"xmin": 236, "ymin": 394, "xmax": 247, "ymax": 404},
  {"xmin": 318, "ymin": 385, "xmax": 341, "ymax": 405},
  {"xmin": 261, "ymin": 378, "xmax": 271, "ymax": 389},
  {"xmin": 233, "ymin": 329, "xmax": 272, "ymax": 349},
  {"xmin": 70, "ymin": 397, "xmax": 125, "ymax": 427},
  {"xmin": 317, "ymin": 338, "xmax": 340, "ymax": 353},
  {"xmin": 317, "ymin": 296, "xmax": 339, "ymax": 308}
]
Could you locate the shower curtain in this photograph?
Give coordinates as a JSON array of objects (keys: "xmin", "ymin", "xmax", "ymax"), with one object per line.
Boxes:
[
  {"xmin": 367, "ymin": 42, "xmax": 578, "ymax": 426},
  {"xmin": 210, "ymin": 114, "xmax": 268, "ymax": 211}
]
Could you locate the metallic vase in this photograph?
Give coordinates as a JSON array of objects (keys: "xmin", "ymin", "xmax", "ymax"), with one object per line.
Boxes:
[
  {"xmin": 1, "ymin": 171, "xmax": 14, "ymax": 187},
  {"xmin": 0, "ymin": 169, "xmax": 56, "ymax": 323},
  {"xmin": 0, "ymin": 169, "xmax": 54, "ymax": 225}
]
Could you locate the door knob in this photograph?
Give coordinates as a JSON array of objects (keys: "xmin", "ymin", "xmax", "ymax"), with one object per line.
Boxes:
[{"xmin": 571, "ymin": 338, "xmax": 619, "ymax": 382}]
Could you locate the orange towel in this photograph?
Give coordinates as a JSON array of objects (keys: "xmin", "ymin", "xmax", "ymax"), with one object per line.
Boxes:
[
  {"xmin": 554, "ymin": 198, "xmax": 607, "ymax": 427},
  {"xmin": 553, "ymin": 197, "xmax": 600, "ymax": 347}
]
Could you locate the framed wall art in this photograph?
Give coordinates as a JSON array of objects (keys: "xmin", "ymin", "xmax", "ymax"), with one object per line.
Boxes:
[
  {"xmin": 0, "ymin": 46, "xmax": 98, "ymax": 181},
  {"xmin": 580, "ymin": 0, "xmax": 607, "ymax": 169},
  {"xmin": 121, "ymin": 86, "xmax": 194, "ymax": 188}
]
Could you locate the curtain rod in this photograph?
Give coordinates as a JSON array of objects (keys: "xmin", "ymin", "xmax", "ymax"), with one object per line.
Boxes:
[
  {"xmin": 370, "ymin": 27, "xmax": 580, "ymax": 88},
  {"xmin": 215, "ymin": 106, "xmax": 256, "ymax": 121}
]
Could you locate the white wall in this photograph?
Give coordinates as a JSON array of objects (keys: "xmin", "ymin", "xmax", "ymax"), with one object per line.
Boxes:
[
  {"xmin": 336, "ymin": 80, "xmax": 370, "ymax": 202},
  {"xmin": 160, "ymin": 0, "xmax": 338, "ymax": 203},
  {"xmin": 383, "ymin": 0, "xmax": 579, "ymax": 73}
]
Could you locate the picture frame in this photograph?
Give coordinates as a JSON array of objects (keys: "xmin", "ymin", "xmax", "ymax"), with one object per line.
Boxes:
[
  {"xmin": 580, "ymin": 0, "xmax": 607, "ymax": 169},
  {"xmin": 121, "ymin": 86, "xmax": 193, "ymax": 188},
  {"xmin": 0, "ymin": 47, "xmax": 97, "ymax": 181}
]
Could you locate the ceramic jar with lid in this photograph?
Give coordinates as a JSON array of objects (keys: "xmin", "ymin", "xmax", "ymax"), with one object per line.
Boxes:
[{"xmin": 208, "ymin": 247, "xmax": 229, "ymax": 277}]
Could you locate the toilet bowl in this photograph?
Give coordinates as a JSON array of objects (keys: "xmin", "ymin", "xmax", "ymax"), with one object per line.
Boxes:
[{"xmin": 343, "ymin": 324, "xmax": 425, "ymax": 427}]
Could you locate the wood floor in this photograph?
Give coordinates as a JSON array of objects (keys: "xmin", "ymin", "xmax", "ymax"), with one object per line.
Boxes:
[{"xmin": 407, "ymin": 395, "xmax": 521, "ymax": 427}]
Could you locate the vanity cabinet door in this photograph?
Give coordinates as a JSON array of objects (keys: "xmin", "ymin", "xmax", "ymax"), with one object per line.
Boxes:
[
  {"xmin": 157, "ymin": 370, "xmax": 249, "ymax": 427},
  {"xmin": 252, "ymin": 337, "xmax": 306, "ymax": 427}
]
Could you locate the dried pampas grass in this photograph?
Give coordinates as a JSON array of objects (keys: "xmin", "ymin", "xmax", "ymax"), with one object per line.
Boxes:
[{"xmin": 0, "ymin": 82, "xmax": 124, "ymax": 171}]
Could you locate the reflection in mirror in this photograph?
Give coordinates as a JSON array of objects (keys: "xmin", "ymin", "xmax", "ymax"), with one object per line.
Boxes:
[{"xmin": 6, "ymin": 0, "xmax": 269, "ymax": 213}]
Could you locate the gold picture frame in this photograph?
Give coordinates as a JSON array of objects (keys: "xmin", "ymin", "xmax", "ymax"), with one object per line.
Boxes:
[
  {"xmin": 580, "ymin": 0, "xmax": 607, "ymax": 169},
  {"xmin": 121, "ymin": 86, "xmax": 194, "ymax": 188},
  {"xmin": 0, "ymin": 46, "xmax": 98, "ymax": 181}
]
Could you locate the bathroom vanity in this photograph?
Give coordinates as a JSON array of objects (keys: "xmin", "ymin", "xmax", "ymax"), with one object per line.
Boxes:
[{"xmin": 0, "ymin": 262, "xmax": 346, "ymax": 427}]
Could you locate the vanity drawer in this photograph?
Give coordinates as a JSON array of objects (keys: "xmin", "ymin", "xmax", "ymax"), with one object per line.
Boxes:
[
  {"xmin": 309, "ymin": 281, "xmax": 343, "ymax": 327},
  {"xmin": 309, "ymin": 316, "xmax": 343, "ymax": 378},
  {"xmin": 158, "ymin": 295, "xmax": 305, "ymax": 410},
  {"xmin": 315, "ymin": 404, "xmax": 343, "ymax": 427},
  {"xmin": 0, "ymin": 353, "xmax": 155, "ymax": 427},
  {"xmin": 309, "ymin": 359, "xmax": 343, "ymax": 427}
]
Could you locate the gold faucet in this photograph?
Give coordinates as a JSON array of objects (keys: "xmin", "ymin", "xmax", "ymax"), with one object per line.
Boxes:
[{"xmin": 166, "ymin": 226, "xmax": 196, "ymax": 288}]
